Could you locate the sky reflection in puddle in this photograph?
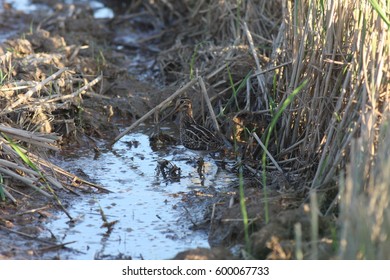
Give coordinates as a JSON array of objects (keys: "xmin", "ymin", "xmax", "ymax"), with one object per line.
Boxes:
[{"xmin": 46, "ymin": 130, "xmax": 236, "ymax": 259}]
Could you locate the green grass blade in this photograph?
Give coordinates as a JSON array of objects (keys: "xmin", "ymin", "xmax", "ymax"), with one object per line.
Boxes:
[
  {"xmin": 2, "ymin": 133, "xmax": 73, "ymax": 219},
  {"xmin": 189, "ymin": 42, "xmax": 203, "ymax": 79},
  {"xmin": 238, "ymin": 164, "xmax": 250, "ymax": 252},
  {"xmin": 1, "ymin": 132, "xmax": 39, "ymax": 172},
  {"xmin": 223, "ymin": 68, "xmax": 252, "ymax": 113},
  {"xmin": 368, "ymin": 0, "xmax": 390, "ymax": 26},
  {"xmin": 265, "ymin": 79, "xmax": 309, "ymax": 146},
  {"xmin": 0, "ymin": 174, "xmax": 5, "ymax": 201},
  {"xmin": 261, "ymin": 79, "xmax": 308, "ymax": 223}
]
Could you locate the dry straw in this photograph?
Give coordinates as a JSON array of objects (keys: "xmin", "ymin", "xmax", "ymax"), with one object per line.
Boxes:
[
  {"xmin": 140, "ymin": 0, "xmax": 389, "ymax": 258},
  {"xmin": 0, "ymin": 47, "xmax": 108, "ymax": 213}
]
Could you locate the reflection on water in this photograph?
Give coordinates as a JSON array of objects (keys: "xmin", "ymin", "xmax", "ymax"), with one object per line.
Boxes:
[
  {"xmin": 2, "ymin": 0, "xmax": 113, "ymax": 19},
  {"xmin": 46, "ymin": 129, "xmax": 235, "ymax": 259}
]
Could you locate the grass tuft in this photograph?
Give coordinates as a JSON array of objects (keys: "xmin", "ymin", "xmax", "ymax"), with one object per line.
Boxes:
[{"xmin": 151, "ymin": 0, "xmax": 390, "ymax": 259}]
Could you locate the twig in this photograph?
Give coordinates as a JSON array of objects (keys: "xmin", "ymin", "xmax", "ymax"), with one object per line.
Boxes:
[
  {"xmin": 44, "ymin": 175, "xmax": 65, "ymax": 191},
  {"xmin": 27, "ymin": 152, "xmax": 111, "ymax": 193},
  {"xmin": 15, "ymin": 206, "xmax": 51, "ymax": 216},
  {"xmin": 0, "ymin": 158, "xmax": 41, "ymax": 176},
  {"xmin": 0, "ymin": 125, "xmax": 59, "ymax": 142},
  {"xmin": 249, "ymin": 61, "xmax": 292, "ymax": 79},
  {"xmin": 38, "ymin": 241, "xmax": 78, "ymax": 253},
  {"xmin": 252, "ymin": 132, "xmax": 284, "ymax": 174},
  {"xmin": 0, "ymin": 67, "xmax": 68, "ymax": 115},
  {"xmin": 198, "ymin": 76, "xmax": 232, "ymax": 148},
  {"xmin": 0, "ymin": 125, "xmax": 60, "ymax": 150},
  {"xmin": 243, "ymin": 21, "xmax": 268, "ymax": 109},
  {"xmin": 2, "ymin": 184, "xmax": 32, "ymax": 198},
  {"xmin": 111, "ymin": 78, "xmax": 198, "ymax": 144},
  {"xmin": 182, "ymin": 206, "xmax": 199, "ymax": 228},
  {"xmin": 0, "ymin": 167, "xmax": 53, "ymax": 198},
  {"xmin": 198, "ymin": 76, "xmax": 220, "ymax": 133},
  {"xmin": 0, "ymin": 225, "xmax": 57, "ymax": 245},
  {"xmin": 0, "ymin": 185, "xmax": 17, "ymax": 204},
  {"xmin": 0, "ymin": 81, "xmax": 37, "ymax": 91},
  {"xmin": 245, "ymin": 76, "xmax": 251, "ymax": 110},
  {"xmin": 206, "ymin": 63, "xmax": 230, "ymax": 80},
  {"xmin": 45, "ymin": 74, "xmax": 102, "ymax": 103}
]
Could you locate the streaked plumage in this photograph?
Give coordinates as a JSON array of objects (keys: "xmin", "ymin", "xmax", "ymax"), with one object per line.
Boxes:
[{"xmin": 174, "ymin": 98, "xmax": 223, "ymax": 152}]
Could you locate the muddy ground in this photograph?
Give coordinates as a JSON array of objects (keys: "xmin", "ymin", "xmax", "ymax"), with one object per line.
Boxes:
[{"xmin": 0, "ymin": 1, "xmax": 334, "ymax": 260}]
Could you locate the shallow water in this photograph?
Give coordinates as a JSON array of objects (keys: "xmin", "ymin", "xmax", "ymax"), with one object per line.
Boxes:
[
  {"xmin": 2, "ymin": 0, "xmax": 51, "ymax": 13},
  {"xmin": 46, "ymin": 127, "xmax": 236, "ymax": 259},
  {"xmin": 2, "ymin": 0, "xmax": 113, "ymax": 18}
]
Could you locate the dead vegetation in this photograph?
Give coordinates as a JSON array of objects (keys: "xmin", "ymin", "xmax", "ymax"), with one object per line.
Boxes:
[
  {"xmin": 0, "ymin": 0, "xmax": 389, "ymax": 259},
  {"xmin": 131, "ymin": 0, "xmax": 390, "ymax": 259},
  {"xmin": 0, "ymin": 4, "xmax": 119, "ymax": 214}
]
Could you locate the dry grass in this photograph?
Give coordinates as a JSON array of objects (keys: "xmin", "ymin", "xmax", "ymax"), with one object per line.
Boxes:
[
  {"xmin": 138, "ymin": 0, "xmax": 390, "ymax": 259},
  {"xmin": 339, "ymin": 122, "xmax": 390, "ymax": 259},
  {"xmin": 0, "ymin": 9, "xmax": 110, "ymax": 211},
  {"xmin": 1, "ymin": 0, "xmax": 389, "ymax": 259}
]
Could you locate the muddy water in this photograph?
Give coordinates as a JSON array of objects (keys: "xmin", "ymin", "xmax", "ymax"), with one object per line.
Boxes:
[{"xmin": 47, "ymin": 126, "xmax": 236, "ymax": 259}]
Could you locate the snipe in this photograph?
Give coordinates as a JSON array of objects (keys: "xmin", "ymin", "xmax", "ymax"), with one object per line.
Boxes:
[{"xmin": 172, "ymin": 98, "xmax": 223, "ymax": 153}]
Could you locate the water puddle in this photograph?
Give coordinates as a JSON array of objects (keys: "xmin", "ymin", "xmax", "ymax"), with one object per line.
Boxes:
[
  {"xmin": 2, "ymin": 0, "xmax": 113, "ymax": 18},
  {"xmin": 2, "ymin": 0, "xmax": 52, "ymax": 14},
  {"xmin": 46, "ymin": 126, "xmax": 236, "ymax": 259}
]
